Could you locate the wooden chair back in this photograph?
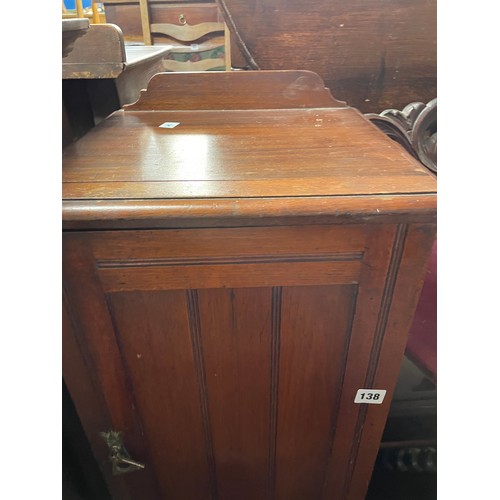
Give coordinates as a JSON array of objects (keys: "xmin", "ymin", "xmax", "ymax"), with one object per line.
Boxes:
[{"xmin": 62, "ymin": 1, "xmax": 104, "ymax": 24}]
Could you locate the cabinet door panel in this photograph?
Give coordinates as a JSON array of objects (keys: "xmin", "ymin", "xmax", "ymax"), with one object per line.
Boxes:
[
  {"xmin": 197, "ymin": 287, "xmax": 273, "ymax": 500},
  {"xmin": 105, "ymin": 284, "xmax": 358, "ymax": 500},
  {"xmin": 108, "ymin": 290, "xmax": 213, "ymax": 499},
  {"xmin": 63, "ymin": 224, "xmax": 400, "ymax": 500},
  {"xmin": 275, "ymin": 285, "xmax": 357, "ymax": 500}
]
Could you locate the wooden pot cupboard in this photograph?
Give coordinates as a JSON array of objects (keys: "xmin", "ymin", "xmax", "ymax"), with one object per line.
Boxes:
[{"xmin": 62, "ymin": 70, "xmax": 437, "ymax": 500}]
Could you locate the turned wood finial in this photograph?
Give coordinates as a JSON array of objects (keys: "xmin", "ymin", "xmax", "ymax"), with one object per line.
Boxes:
[{"xmin": 366, "ymin": 99, "xmax": 437, "ymax": 173}]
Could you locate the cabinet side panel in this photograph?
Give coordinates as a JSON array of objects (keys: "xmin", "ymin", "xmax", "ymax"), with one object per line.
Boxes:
[
  {"xmin": 108, "ymin": 291, "xmax": 213, "ymax": 500},
  {"xmin": 346, "ymin": 224, "xmax": 436, "ymax": 500},
  {"xmin": 275, "ymin": 285, "xmax": 358, "ymax": 500},
  {"xmin": 198, "ymin": 287, "xmax": 274, "ymax": 500}
]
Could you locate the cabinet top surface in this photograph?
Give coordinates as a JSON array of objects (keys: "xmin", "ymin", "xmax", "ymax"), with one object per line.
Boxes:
[
  {"xmin": 62, "ymin": 71, "xmax": 436, "ymax": 227},
  {"xmin": 63, "ymin": 110, "xmax": 436, "ymax": 199}
]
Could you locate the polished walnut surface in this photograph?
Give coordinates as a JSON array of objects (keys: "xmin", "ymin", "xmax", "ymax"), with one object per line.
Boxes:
[
  {"xmin": 63, "ymin": 70, "xmax": 436, "ymax": 500},
  {"xmin": 62, "ymin": 70, "xmax": 436, "ymax": 229}
]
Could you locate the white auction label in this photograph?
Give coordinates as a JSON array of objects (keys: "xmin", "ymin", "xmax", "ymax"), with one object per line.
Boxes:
[
  {"xmin": 354, "ymin": 389, "xmax": 387, "ymax": 404},
  {"xmin": 159, "ymin": 122, "xmax": 180, "ymax": 129}
]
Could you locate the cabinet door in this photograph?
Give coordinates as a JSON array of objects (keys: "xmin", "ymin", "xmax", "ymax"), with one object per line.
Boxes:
[{"xmin": 63, "ymin": 223, "xmax": 433, "ymax": 500}]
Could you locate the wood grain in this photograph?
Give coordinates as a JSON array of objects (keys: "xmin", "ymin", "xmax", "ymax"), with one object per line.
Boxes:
[
  {"xmin": 275, "ymin": 285, "xmax": 357, "ymax": 499},
  {"xmin": 62, "ymin": 194, "xmax": 436, "ymax": 230},
  {"xmin": 344, "ymin": 223, "xmax": 436, "ymax": 499},
  {"xmin": 62, "ymin": 23, "xmax": 170, "ymax": 80},
  {"xmin": 62, "ymin": 23, "xmax": 126, "ymax": 77},
  {"xmin": 125, "ymin": 70, "xmax": 344, "ymax": 110},
  {"xmin": 103, "ymin": 0, "xmax": 436, "ymax": 112},
  {"xmin": 223, "ymin": 0, "xmax": 436, "ymax": 113},
  {"xmin": 87, "ymin": 224, "xmax": 369, "ymax": 260},
  {"xmin": 321, "ymin": 224, "xmax": 398, "ymax": 498},
  {"xmin": 62, "ymin": 69, "xmax": 437, "ymax": 500},
  {"xmin": 151, "ymin": 21, "xmax": 225, "ymax": 42},
  {"xmin": 62, "ymin": 24, "xmax": 171, "ymax": 143},
  {"xmin": 63, "ymin": 235, "xmax": 162, "ymax": 499},
  {"xmin": 139, "ymin": 0, "xmax": 152, "ymax": 45},
  {"xmin": 104, "ymin": 1, "xmax": 220, "ymax": 44},
  {"xmin": 63, "ymin": 222, "xmax": 403, "ymax": 499},
  {"xmin": 108, "ymin": 290, "xmax": 213, "ymax": 498},
  {"xmin": 198, "ymin": 287, "xmax": 273, "ymax": 500},
  {"xmin": 62, "ymin": 72, "xmax": 436, "ymax": 232},
  {"xmin": 62, "ymin": 18, "xmax": 89, "ymax": 57}
]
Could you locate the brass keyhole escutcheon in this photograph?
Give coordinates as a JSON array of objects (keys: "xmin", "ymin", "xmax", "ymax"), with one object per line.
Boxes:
[{"xmin": 100, "ymin": 430, "xmax": 145, "ymax": 475}]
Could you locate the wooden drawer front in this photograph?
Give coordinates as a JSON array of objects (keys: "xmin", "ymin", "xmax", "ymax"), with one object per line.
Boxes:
[
  {"xmin": 103, "ymin": 3, "xmax": 220, "ymax": 43},
  {"xmin": 63, "ymin": 223, "xmax": 415, "ymax": 500},
  {"xmin": 149, "ymin": 3, "xmax": 220, "ymax": 25}
]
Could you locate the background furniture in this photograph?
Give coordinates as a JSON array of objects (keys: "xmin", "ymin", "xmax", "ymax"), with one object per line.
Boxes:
[
  {"xmin": 63, "ymin": 70, "xmax": 436, "ymax": 500},
  {"xmin": 365, "ymin": 101, "xmax": 437, "ymax": 493},
  {"xmin": 62, "ymin": 18, "xmax": 90, "ymax": 57},
  {"xmin": 149, "ymin": 15, "xmax": 231, "ymax": 71},
  {"xmin": 63, "ymin": 0, "xmax": 106, "ymax": 23},
  {"xmin": 366, "ymin": 100, "xmax": 437, "ymax": 174},
  {"xmin": 130, "ymin": 0, "xmax": 231, "ymax": 70},
  {"xmin": 62, "ymin": 22, "xmax": 171, "ymax": 145},
  {"xmin": 104, "ymin": 1, "xmax": 223, "ymax": 44},
  {"xmin": 103, "ymin": 0, "xmax": 436, "ymax": 113}
]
